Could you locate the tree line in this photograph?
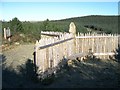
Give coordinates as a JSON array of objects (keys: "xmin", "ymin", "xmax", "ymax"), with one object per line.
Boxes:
[{"xmin": 2, "ymin": 15, "xmax": 119, "ymax": 43}]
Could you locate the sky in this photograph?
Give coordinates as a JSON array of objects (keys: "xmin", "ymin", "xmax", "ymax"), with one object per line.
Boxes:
[
  {"xmin": 1, "ymin": 2, "xmax": 119, "ymax": 21},
  {"xmin": 1, "ymin": 0, "xmax": 120, "ymax": 2}
]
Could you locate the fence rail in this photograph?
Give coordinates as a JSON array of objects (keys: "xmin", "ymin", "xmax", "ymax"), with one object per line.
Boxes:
[{"xmin": 41, "ymin": 31, "xmax": 64, "ymax": 36}]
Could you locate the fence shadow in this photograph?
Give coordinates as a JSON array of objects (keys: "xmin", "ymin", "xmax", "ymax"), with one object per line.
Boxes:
[
  {"xmin": 37, "ymin": 53, "xmax": 103, "ymax": 86},
  {"xmin": 18, "ymin": 59, "xmax": 38, "ymax": 82},
  {"xmin": 114, "ymin": 45, "xmax": 120, "ymax": 63},
  {"xmin": 0, "ymin": 54, "xmax": 7, "ymax": 64},
  {"xmin": 46, "ymin": 56, "xmax": 119, "ymax": 88},
  {"xmin": 37, "ymin": 57, "xmax": 68, "ymax": 85},
  {"xmin": 36, "ymin": 54, "xmax": 102, "ymax": 86},
  {"xmin": 3, "ymin": 55, "xmax": 119, "ymax": 88},
  {"xmin": 2, "ymin": 59, "xmax": 39, "ymax": 88}
]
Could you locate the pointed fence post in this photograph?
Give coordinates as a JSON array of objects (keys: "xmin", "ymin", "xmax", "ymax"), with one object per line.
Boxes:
[
  {"xmin": 69, "ymin": 22, "xmax": 76, "ymax": 54},
  {"xmin": 69, "ymin": 22, "xmax": 76, "ymax": 37},
  {"xmin": 4, "ymin": 27, "xmax": 11, "ymax": 42},
  {"xmin": 35, "ymin": 40, "xmax": 39, "ymax": 73},
  {"xmin": 4, "ymin": 28, "xmax": 7, "ymax": 39},
  {"xmin": 7, "ymin": 27, "xmax": 11, "ymax": 42}
]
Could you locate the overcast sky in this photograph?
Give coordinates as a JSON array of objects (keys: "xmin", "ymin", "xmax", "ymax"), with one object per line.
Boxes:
[{"xmin": 1, "ymin": 2, "xmax": 119, "ymax": 21}]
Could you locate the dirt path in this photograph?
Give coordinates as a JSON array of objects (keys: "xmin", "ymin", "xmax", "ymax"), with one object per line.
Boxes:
[{"xmin": 3, "ymin": 44, "xmax": 35, "ymax": 69}]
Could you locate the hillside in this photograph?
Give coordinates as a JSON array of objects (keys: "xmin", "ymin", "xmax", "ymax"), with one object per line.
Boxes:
[
  {"xmin": 2, "ymin": 15, "xmax": 119, "ymax": 34},
  {"xmin": 52, "ymin": 15, "xmax": 119, "ymax": 34},
  {"xmin": 2, "ymin": 15, "xmax": 119, "ymax": 44}
]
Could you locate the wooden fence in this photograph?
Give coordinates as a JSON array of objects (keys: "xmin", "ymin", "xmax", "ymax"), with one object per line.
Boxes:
[
  {"xmin": 76, "ymin": 32, "xmax": 119, "ymax": 59},
  {"xmin": 35, "ymin": 32, "xmax": 75, "ymax": 73},
  {"xmin": 35, "ymin": 31, "xmax": 119, "ymax": 75}
]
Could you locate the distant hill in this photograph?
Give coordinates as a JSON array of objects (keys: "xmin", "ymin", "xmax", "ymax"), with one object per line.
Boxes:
[
  {"xmin": 2, "ymin": 15, "xmax": 119, "ymax": 44},
  {"xmin": 2, "ymin": 15, "xmax": 119, "ymax": 39},
  {"xmin": 51, "ymin": 15, "xmax": 119, "ymax": 34}
]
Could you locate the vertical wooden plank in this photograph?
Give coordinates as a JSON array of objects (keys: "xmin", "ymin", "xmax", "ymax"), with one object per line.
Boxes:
[
  {"xmin": 35, "ymin": 46, "xmax": 40, "ymax": 66},
  {"xmin": 4, "ymin": 28, "xmax": 7, "ymax": 39},
  {"xmin": 96, "ymin": 37, "xmax": 99, "ymax": 58},
  {"xmin": 67, "ymin": 40, "xmax": 70, "ymax": 56},
  {"xmin": 8, "ymin": 28, "xmax": 11, "ymax": 42},
  {"xmin": 83, "ymin": 38, "xmax": 85, "ymax": 53},
  {"xmin": 79, "ymin": 38, "xmax": 81, "ymax": 53},
  {"xmin": 44, "ymin": 49, "xmax": 46, "ymax": 71},
  {"xmin": 109, "ymin": 36, "xmax": 112, "ymax": 59},
  {"xmin": 92, "ymin": 37, "xmax": 94, "ymax": 53},
  {"xmin": 64, "ymin": 42, "xmax": 67, "ymax": 56},
  {"xmin": 46, "ymin": 48, "xmax": 49, "ymax": 69},
  {"xmin": 54, "ymin": 45, "xmax": 57, "ymax": 67},
  {"xmin": 71, "ymin": 39, "xmax": 73, "ymax": 56},
  {"xmin": 101, "ymin": 37, "xmax": 104, "ymax": 59},
  {"xmin": 107, "ymin": 37, "xmax": 109, "ymax": 59},
  {"xmin": 82, "ymin": 38, "xmax": 83, "ymax": 53},
  {"xmin": 48, "ymin": 47, "xmax": 51, "ymax": 68},
  {"xmin": 55, "ymin": 45, "xmax": 57, "ymax": 67},
  {"xmin": 84, "ymin": 36, "xmax": 86, "ymax": 52},
  {"xmin": 99, "ymin": 37, "xmax": 102, "ymax": 59},
  {"xmin": 51, "ymin": 46, "xmax": 53, "ymax": 68},
  {"xmin": 74, "ymin": 36, "xmax": 76, "ymax": 54},
  {"xmin": 86, "ymin": 37, "xmax": 88, "ymax": 52},
  {"xmin": 57, "ymin": 44, "xmax": 60, "ymax": 65},
  {"xmin": 116, "ymin": 35, "xmax": 118, "ymax": 51},
  {"xmin": 104, "ymin": 37, "xmax": 106, "ymax": 59},
  {"xmin": 52, "ymin": 38, "xmax": 55, "ymax": 68},
  {"xmin": 38, "ymin": 48, "xmax": 41, "ymax": 72},
  {"xmin": 59, "ymin": 42, "xmax": 62, "ymax": 62},
  {"xmin": 75, "ymin": 38, "xmax": 78, "ymax": 53},
  {"xmin": 57, "ymin": 44, "xmax": 60, "ymax": 66},
  {"xmin": 40, "ymin": 49, "xmax": 43, "ymax": 72},
  {"xmin": 43, "ymin": 48, "xmax": 45, "ymax": 72},
  {"xmin": 86, "ymin": 37, "xmax": 88, "ymax": 53},
  {"xmin": 102, "ymin": 37, "xmax": 104, "ymax": 59}
]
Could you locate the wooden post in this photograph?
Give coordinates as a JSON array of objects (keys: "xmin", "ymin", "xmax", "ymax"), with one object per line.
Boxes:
[
  {"xmin": 69, "ymin": 22, "xmax": 76, "ymax": 36},
  {"xmin": 7, "ymin": 27, "xmax": 11, "ymax": 42},
  {"xmin": 33, "ymin": 48, "xmax": 36, "ymax": 74},
  {"xmin": 35, "ymin": 40, "xmax": 39, "ymax": 73},
  {"xmin": 46, "ymin": 48, "xmax": 49, "ymax": 69},
  {"xmin": 104, "ymin": 37, "xmax": 106, "ymax": 59},
  {"xmin": 4, "ymin": 28, "xmax": 7, "ymax": 39},
  {"xmin": 69, "ymin": 22, "xmax": 76, "ymax": 54},
  {"xmin": 4, "ymin": 27, "xmax": 11, "ymax": 42}
]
